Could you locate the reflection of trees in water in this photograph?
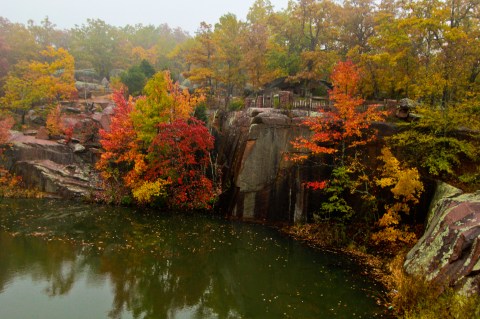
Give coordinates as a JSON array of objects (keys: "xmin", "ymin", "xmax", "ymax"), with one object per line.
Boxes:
[
  {"xmin": 98, "ymin": 219, "xmax": 246, "ymax": 319},
  {"xmin": 0, "ymin": 224, "xmax": 304, "ymax": 319},
  {"xmin": 0, "ymin": 200, "xmax": 381, "ymax": 319},
  {"xmin": 0, "ymin": 232, "xmax": 78, "ymax": 296},
  {"xmin": 0, "ymin": 218, "xmax": 250, "ymax": 319}
]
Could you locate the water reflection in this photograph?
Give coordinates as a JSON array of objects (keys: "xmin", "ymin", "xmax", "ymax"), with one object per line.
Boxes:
[{"xmin": 0, "ymin": 199, "xmax": 384, "ymax": 318}]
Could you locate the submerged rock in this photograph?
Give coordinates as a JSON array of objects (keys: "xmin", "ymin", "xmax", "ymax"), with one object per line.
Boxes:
[{"xmin": 404, "ymin": 182, "xmax": 480, "ymax": 295}]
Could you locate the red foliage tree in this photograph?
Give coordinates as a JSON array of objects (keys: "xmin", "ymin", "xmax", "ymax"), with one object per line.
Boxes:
[
  {"xmin": 147, "ymin": 118, "xmax": 215, "ymax": 209},
  {"xmin": 96, "ymin": 60, "xmax": 215, "ymax": 208}
]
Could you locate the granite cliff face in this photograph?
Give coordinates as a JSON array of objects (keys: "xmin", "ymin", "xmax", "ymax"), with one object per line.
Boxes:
[
  {"xmin": 404, "ymin": 182, "xmax": 480, "ymax": 295},
  {"xmin": 214, "ymin": 108, "xmax": 324, "ymax": 222}
]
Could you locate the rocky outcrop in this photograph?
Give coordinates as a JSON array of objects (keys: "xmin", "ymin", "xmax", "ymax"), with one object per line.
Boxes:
[
  {"xmin": 404, "ymin": 182, "xmax": 480, "ymax": 295},
  {"xmin": 3, "ymin": 131, "xmax": 101, "ymax": 198},
  {"xmin": 215, "ymin": 108, "xmax": 323, "ymax": 222},
  {"xmin": 14, "ymin": 160, "xmax": 100, "ymax": 198},
  {"xmin": 1, "ymin": 98, "xmax": 116, "ymax": 198}
]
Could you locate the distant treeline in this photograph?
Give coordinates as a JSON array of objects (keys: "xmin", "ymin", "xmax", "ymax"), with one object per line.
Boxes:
[
  {"xmin": 1, "ymin": 0, "xmax": 479, "ymax": 106},
  {"xmin": 0, "ymin": 17, "xmax": 189, "ymax": 83}
]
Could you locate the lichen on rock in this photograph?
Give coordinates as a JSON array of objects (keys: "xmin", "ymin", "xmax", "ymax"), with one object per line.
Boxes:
[{"xmin": 404, "ymin": 182, "xmax": 480, "ymax": 295}]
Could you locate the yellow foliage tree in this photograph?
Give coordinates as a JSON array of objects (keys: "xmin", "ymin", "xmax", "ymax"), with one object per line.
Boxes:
[
  {"xmin": 131, "ymin": 46, "xmax": 157, "ymax": 65},
  {"xmin": 1, "ymin": 46, "xmax": 76, "ymax": 124},
  {"xmin": 373, "ymin": 147, "xmax": 424, "ymax": 246},
  {"xmin": 132, "ymin": 179, "xmax": 170, "ymax": 205},
  {"xmin": 131, "ymin": 71, "xmax": 204, "ymax": 144}
]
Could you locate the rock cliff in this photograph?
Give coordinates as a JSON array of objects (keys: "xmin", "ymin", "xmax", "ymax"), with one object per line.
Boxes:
[
  {"xmin": 215, "ymin": 108, "xmax": 324, "ymax": 222},
  {"xmin": 404, "ymin": 182, "xmax": 480, "ymax": 295}
]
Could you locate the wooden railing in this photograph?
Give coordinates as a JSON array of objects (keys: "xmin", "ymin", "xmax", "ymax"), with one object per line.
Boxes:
[
  {"xmin": 245, "ymin": 92, "xmax": 332, "ymax": 111},
  {"xmin": 230, "ymin": 93, "xmax": 399, "ymax": 114}
]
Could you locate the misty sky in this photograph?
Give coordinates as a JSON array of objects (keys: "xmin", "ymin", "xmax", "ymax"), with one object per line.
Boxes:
[{"xmin": 1, "ymin": 0, "xmax": 290, "ymax": 34}]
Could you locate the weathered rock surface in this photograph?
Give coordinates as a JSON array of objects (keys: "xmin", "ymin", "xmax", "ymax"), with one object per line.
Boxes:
[
  {"xmin": 35, "ymin": 126, "xmax": 50, "ymax": 140},
  {"xmin": 215, "ymin": 108, "xmax": 321, "ymax": 222},
  {"xmin": 6, "ymin": 132, "xmax": 75, "ymax": 166},
  {"xmin": 72, "ymin": 143, "xmax": 86, "ymax": 153},
  {"xmin": 404, "ymin": 182, "xmax": 480, "ymax": 295},
  {"xmin": 14, "ymin": 160, "xmax": 100, "ymax": 198},
  {"xmin": 3, "ymin": 131, "xmax": 101, "ymax": 198},
  {"xmin": 26, "ymin": 109, "xmax": 46, "ymax": 126},
  {"xmin": 396, "ymin": 98, "xmax": 417, "ymax": 119}
]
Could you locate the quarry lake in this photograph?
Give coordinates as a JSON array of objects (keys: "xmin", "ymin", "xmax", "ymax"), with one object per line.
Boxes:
[{"xmin": 0, "ymin": 199, "xmax": 384, "ymax": 318}]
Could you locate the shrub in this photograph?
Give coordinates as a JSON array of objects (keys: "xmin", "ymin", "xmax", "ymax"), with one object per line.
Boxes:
[
  {"xmin": 228, "ymin": 99, "xmax": 244, "ymax": 111},
  {"xmin": 388, "ymin": 254, "xmax": 480, "ymax": 318}
]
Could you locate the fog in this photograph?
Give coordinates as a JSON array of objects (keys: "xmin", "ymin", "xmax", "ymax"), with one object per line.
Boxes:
[{"xmin": 1, "ymin": 0, "xmax": 290, "ymax": 34}]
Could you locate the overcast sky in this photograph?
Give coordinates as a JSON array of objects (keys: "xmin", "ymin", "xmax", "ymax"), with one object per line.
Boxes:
[{"xmin": 1, "ymin": 0, "xmax": 290, "ymax": 34}]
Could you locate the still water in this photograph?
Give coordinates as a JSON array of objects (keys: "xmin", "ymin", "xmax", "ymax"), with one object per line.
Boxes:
[{"xmin": 0, "ymin": 199, "xmax": 385, "ymax": 318}]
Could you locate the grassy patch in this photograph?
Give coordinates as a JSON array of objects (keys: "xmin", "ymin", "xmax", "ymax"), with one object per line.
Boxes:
[{"xmin": 387, "ymin": 254, "xmax": 480, "ymax": 319}]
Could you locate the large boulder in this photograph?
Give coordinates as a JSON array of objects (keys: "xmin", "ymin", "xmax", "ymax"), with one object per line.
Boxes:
[
  {"xmin": 404, "ymin": 182, "xmax": 480, "ymax": 295},
  {"xmin": 396, "ymin": 98, "xmax": 417, "ymax": 119}
]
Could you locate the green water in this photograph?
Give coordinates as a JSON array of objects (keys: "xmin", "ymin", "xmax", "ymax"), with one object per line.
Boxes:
[{"xmin": 0, "ymin": 199, "xmax": 385, "ymax": 318}]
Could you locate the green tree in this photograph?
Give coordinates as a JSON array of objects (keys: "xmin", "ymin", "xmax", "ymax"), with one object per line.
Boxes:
[
  {"xmin": 214, "ymin": 14, "xmax": 245, "ymax": 103},
  {"xmin": 241, "ymin": 0, "xmax": 278, "ymax": 90},
  {"xmin": 182, "ymin": 22, "xmax": 217, "ymax": 94},
  {"xmin": 389, "ymin": 96, "xmax": 480, "ymax": 187},
  {"xmin": 339, "ymin": 0, "xmax": 377, "ymax": 55},
  {"xmin": 267, "ymin": 9, "xmax": 303, "ymax": 77},
  {"xmin": 70, "ymin": 19, "xmax": 127, "ymax": 78},
  {"xmin": 288, "ymin": 0, "xmax": 340, "ymax": 93},
  {"xmin": 27, "ymin": 17, "xmax": 68, "ymax": 49},
  {"xmin": 120, "ymin": 60, "xmax": 156, "ymax": 96}
]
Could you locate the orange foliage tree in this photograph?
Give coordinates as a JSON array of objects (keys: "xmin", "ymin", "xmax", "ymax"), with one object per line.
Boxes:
[
  {"xmin": 0, "ymin": 116, "xmax": 14, "ymax": 145},
  {"xmin": 96, "ymin": 90, "xmax": 144, "ymax": 204},
  {"xmin": 45, "ymin": 105, "xmax": 72, "ymax": 137},
  {"xmin": 292, "ymin": 60, "xmax": 386, "ymax": 221}
]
